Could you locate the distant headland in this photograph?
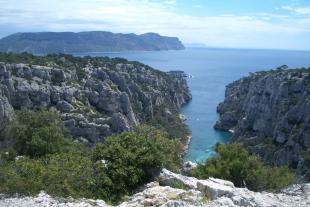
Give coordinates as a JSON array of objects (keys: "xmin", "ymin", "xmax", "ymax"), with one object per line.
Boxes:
[{"xmin": 0, "ymin": 31, "xmax": 185, "ymax": 53}]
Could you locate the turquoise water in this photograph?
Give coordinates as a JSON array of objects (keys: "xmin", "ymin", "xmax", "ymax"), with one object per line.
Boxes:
[{"xmin": 76, "ymin": 48, "xmax": 310, "ymax": 162}]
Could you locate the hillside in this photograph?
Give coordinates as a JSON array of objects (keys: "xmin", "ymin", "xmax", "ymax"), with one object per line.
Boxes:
[
  {"xmin": 0, "ymin": 53, "xmax": 191, "ymax": 144},
  {"xmin": 0, "ymin": 32, "xmax": 185, "ymax": 53},
  {"xmin": 215, "ymin": 67, "xmax": 310, "ymax": 180}
]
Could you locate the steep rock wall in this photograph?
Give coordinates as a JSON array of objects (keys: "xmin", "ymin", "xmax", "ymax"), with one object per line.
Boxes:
[
  {"xmin": 215, "ymin": 68, "xmax": 310, "ymax": 179},
  {"xmin": 0, "ymin": 54, "xmax": 191, "ymax": 144}
]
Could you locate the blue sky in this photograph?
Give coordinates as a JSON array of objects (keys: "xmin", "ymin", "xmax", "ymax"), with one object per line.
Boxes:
[{"xmin": 0, "ymin": 0, "xmax": 310, "ymax": 50}]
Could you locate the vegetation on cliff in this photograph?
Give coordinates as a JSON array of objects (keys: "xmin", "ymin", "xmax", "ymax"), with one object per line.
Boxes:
[
  {"xmin": 4, "ymin": 110, "xmax": 79, "ymax": 158},
  {"xmin": 191, "ymin": 143, "xmax": 294, "ymax": 192},
  {"xmin": 0, "ymin": 110, "xmax": 182, "ymax": 204},
  {"xmin": 91, "ymin": 126, "xmax": 181, "ymax": 201},
  {"xmin": 0, "ymin": 110, "xmax": 294, "ymax": 204}
]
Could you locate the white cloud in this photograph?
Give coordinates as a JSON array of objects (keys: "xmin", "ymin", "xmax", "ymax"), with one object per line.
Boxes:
[
  {"xmin": 0, "ymin": 0, "xmax": 310, "ymax": 50},
  {"xmin": 163, "ymin": 0, "xmax": 177, "ymax": 5},
  {"xmin": 281, "ymin": 6, "xmax": 310, "ymax": 15}
]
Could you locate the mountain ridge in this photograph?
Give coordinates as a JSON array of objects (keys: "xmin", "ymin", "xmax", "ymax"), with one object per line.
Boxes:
[{"xmin": 0, "ymin": 31, "xmax": 185, "ymax": 53}]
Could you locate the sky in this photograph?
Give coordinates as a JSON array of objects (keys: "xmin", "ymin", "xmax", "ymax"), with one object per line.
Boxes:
[{"xmin": 0, "ymin": 0, "xmax": 310, "ymax": 50}]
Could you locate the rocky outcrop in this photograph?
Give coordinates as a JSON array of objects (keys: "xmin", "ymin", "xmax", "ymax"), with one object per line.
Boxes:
[
  {"xmin": 119, "ymin": 182, "xmax": 206, "ymax": 207},
  {"xmin": 1, "ymin": 169, "xmax": 309, "ymax": 207},
  {"xmin": 0, "ymin": 192, "xmax": 111, "ymax": 207},
  {"xmin": 0, "ymin": 32, "xmax": 185, "ymax": 53},
  {"xmin": 215, "ymin": 68, "xmax": 310, "ymax": 179},
  {"xmin": 0, "ymin": 54, "xmax": 191, "ymax": 144}
]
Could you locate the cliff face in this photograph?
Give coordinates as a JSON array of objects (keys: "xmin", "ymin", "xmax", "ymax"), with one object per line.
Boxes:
[
  {"xmin": 0, "ymin": 32, "xmax": 185, "ymax": 53},
  {"xmin": 0, "ymin": 54, "xmax": 191, "ymax": 144},
  {"xmin": 215, "ymin": 68, "xmax": 310, "ymax": 178}
]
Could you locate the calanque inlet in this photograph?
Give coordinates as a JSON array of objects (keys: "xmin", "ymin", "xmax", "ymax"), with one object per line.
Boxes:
[{"xmin": 0, "ymin": 53, "xmax": 309, "ymax": 207}]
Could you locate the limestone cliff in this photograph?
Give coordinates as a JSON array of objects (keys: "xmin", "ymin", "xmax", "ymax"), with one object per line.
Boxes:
[
  {"xmin": 215, "ymin": 68, "xmax": 310, "ymax": 180},
  {"xmin": 0, "ymin": 53, "xmax": 191, "ymax": 144}
]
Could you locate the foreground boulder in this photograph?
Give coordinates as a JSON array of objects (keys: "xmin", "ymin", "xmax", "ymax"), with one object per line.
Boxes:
[
  {"xmin": 1, "ymin": 169, "xmax": 308, "ymax": 207},
  {"xmin": 119, "ymin": 182, "xmax": 206, "ymax": 207},
  {"xmin": 156, "ymin": 168, "xmax": 310, "ymax": 207}
]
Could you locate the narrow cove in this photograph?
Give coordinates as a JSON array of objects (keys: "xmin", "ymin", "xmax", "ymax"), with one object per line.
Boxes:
[{"xmin": 76, "ymin": 47, "xmax": 310, "ymax": 162}]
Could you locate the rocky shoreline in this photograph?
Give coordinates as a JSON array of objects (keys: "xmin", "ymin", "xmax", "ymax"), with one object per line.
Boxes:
[
  {"xmin": 183, "ymin": 135, "xmax": 192, "ymax": 153},
  {"xmin": 178, "ymin": 113, "xmax": 192, "ymax": 157}
]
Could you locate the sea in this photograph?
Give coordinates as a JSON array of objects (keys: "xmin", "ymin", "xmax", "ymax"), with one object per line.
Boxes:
[{"xmin": 75, "ymin": 47, "xmax": 310, "ymax": 163}]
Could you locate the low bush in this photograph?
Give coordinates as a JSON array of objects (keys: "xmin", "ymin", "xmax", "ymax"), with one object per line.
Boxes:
[
  {"xmin": 0, "ymin": 157, "xmax": 43, "ymax": 195},
  {"xmin": 0, "ymin": 119, "xmax": 181, "ymax": 204},
  {"xmin": 0, "ymin": 152, "xmax": 94, "ymax": 198},
  {"xmin": 5, "ymin": 109, "xmax": 78, "ymax": 158},
  {"xmin": 191, "ymin": 143, "xmax": 294, "ymax": 192},
  {"xmin": 92, "ymin": 125, "xmax": 182, "ymax": 201}
]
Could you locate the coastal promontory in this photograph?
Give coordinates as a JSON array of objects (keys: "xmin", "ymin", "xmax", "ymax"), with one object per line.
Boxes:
[{"xmin": 0, "ymin": 32, "xmax": 185, "ymax": 53}]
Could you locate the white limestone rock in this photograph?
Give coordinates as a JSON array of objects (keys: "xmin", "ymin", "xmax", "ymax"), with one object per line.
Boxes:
[
  {"xmin": 159, "ymin": 168, "xmax": 199, "ymax": 189},
  {"xmin": 119, "ymin": 182, "xmax": 206, "ymax": 207},
  {"xmin": 0, "ymin": 169, "xmax": 309, "ymax": 207},
  {"xmin": 0, "ymin": 191, "xmax": 111, "ymax": 207}
]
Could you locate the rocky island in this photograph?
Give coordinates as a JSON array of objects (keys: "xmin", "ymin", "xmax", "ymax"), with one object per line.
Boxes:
[
  {"xmin": 0, "ymin": 32, "xmax": 185, "ymax": 53},
  {"xmin": 215, "ymin": 67, "xmax": 310, "ymax": 180}
]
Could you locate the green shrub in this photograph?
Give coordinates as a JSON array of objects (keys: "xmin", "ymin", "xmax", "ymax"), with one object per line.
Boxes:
[
  {"xmin": 51, "ymin": 72, "xmax": 63, "ymax": 84},
  {"xmin": 300, "ymin": 150, "xmax": 310, "ymax": 181},
  {"xmin": 0, "ymin": 157, "xmax": 44, "ymax": 195},
  {"xmin": 40, "ymin": 152, "xmax": 95, "ymax": 198},
  {"xmin": 76, "ymin": 67, "xmax": 87, "ymax": 81},
  {"xmin": 0, "ymin": 148, "xmax": 17, "ymax": 162},
  {"xmin": 191, "ymin": 143, "xmax": 294, "ymax": 192},
  {"xmin": 0, "ymin": 152, "xmax": 94, "ymax": 198},
  {"xmin": 92, "ymin": 125, "xmax": 182, "ymax": 201},
  {"xmin": 0, "ymin": 124, "xmax": 181, "ymax": 204},
  {"xmin": 5, "ymin": 110, "xmax": 76, "ymax": 158},
  {"xmin": 149, "ymin": 105, "xmax": 190, "ymax": 142}
]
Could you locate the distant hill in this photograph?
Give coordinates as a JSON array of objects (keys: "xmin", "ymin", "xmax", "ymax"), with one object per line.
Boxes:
[{"xmin": 0, "ymin": 31, "xmax": 185, "ymax": 53}]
